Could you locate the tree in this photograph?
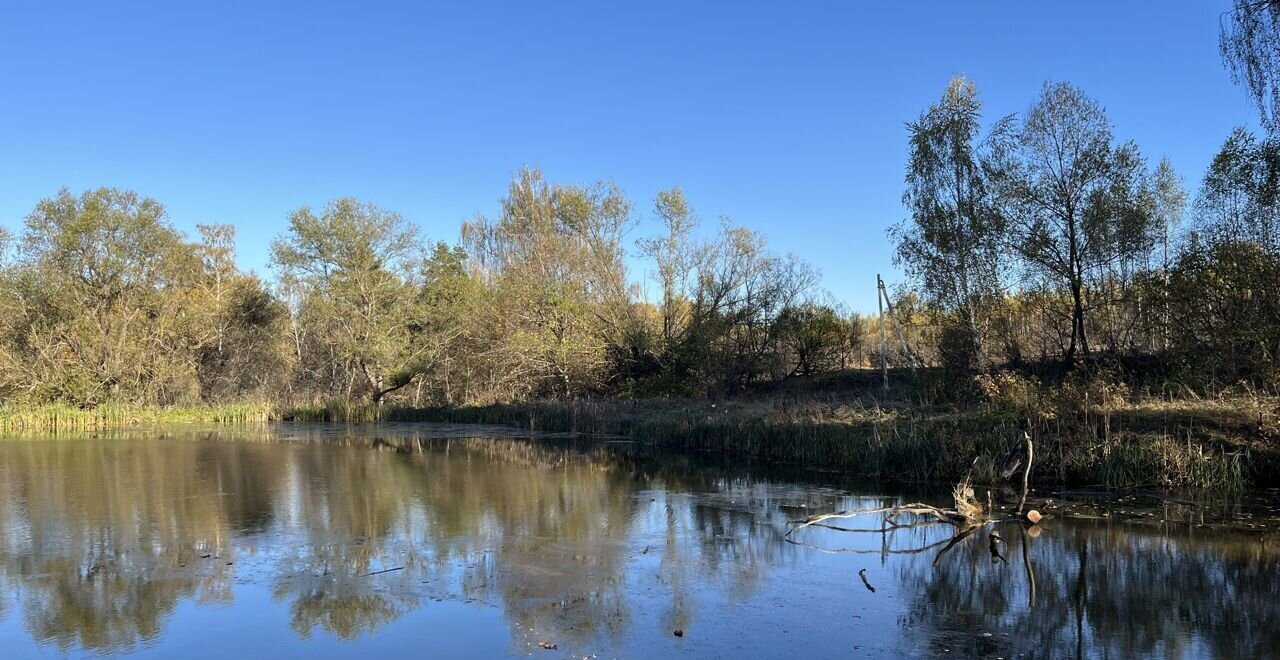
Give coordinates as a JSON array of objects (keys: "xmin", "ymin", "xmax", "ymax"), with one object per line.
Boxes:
[
  {"xmin": 680, "ymin": 219, "xmax": 817, "ymax": 393},
  {"xmin": 414, "ymin": 242, "xmax": 483, "ymax": 405},
  {"xmin": 12, "ymin": 188, "xmax": 206, "ymax": 404},
  {"xmin": 1166, "ymin": 237, "xmax": 1280, "ymax": 386},
  {"xmin": 1163, "ymin": 126, "xmax": 1280, "ymax": 387},
  {"xmin": 196, "ymin": 275, "xmax": 292, "ymax": 401},
  {"xmin": 638, "ymin": 187, "xmax": 697, "ymax": 346},
  {"xmin": 271, "ymin": 198, "xmax": 425, "ymax": 405},
  {"xmin": 775, "ymin": 303, "xmax": 845, "ymax": 376},
  {"xmin": 190, "ymin": 225, "xmax": 292, "ymax": 401},
  {"xmin": 988, "ymin": 82, "xmax": 1161, "ymax": 365},
  {"xmin": 462, "ymin": 168, "xmax": 635, "ymax": 398},
  {"xmin": 1221, "ymin": 0, "xmax": 1280, "ymax": 128},
  {"xmin": 891, "ymin": 76, "xmax": 1007, "ymax": 367},
  {"xmin": 1194, "ymin": 127, "xmax": 1280, "ymax": 249},
  {"xmin": 1152, "ymin": 157, "xmax": 1188, "ymax": 271}
]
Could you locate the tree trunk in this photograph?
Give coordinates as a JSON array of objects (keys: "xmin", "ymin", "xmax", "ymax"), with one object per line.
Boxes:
[{"xmin": 1066, "ymin": 278, "xmax": 1089, "ymax": 367}]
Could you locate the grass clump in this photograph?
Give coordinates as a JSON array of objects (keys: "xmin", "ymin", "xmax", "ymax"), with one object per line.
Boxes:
[{"xmin": 0, "ymin": 402, "xmax": 276, "ymax": 431}]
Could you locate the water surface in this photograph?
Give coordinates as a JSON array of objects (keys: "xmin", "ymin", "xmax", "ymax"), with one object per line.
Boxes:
[{"xmin": 0, "ymin": 424, "xmax": 1276, "ymax": 659}]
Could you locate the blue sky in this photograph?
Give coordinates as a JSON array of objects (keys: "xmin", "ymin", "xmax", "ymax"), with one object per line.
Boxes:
[{"xmin": 0, "ymin": 1, "xmax": 1259, "ymax": 312}]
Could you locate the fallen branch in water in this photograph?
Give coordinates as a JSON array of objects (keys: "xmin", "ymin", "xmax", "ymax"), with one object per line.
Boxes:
[
  {"xmin": 361, "ymin": 566, "xmax": 405, "ymax": 577},
  {"xmin": 858, "ymin": 568, "xmax": 876, "ymax": 593},
  {"xmin": 1017, "ymin": 431, "xmax": 1034, "ymax": 515},
  {"xmin": 786, "ymin": 478, "xmax": 991, "ymax": 538},
  {"xmin": 787, "ymin": 503, "xmax": 960, "ymax": 534},
  {"xmin": 785, "ymin": 475, "xmax": 1040, "ymax": 560}
]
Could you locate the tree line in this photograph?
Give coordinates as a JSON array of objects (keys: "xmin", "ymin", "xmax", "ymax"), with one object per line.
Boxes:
[
  {"xmin": 4, "ymin": 57, "xmax": 1279, "ymax": 407},
  {"xmin": 890, "ymin": 76, "xmax": 1280, "ymax": 390},
  {"xmin": 0, "ymin": 172, "xmax": 870, "ymax": 408}
]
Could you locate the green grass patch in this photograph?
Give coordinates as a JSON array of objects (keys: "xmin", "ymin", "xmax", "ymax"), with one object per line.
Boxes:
[{"xmin": 0, "ymin": 403, "xmax": 276, "ymax": 430}]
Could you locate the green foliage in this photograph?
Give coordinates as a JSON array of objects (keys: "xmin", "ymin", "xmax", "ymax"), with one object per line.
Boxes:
[
  {"xmin": 891, "ymin": 77, "xmax": 1004, "ymax": 364},
  {"xmin": 988, "ymin": 81, "xmax": 1164, "ymax": 365},
  {"xmin": 1221, "ymin": 0, "xmax": 1280, "ymax": 129},
  {"xmin": 1166, "ymin": 238, "xmax": 1280, "ymax": 387},
  {"xmin": 1, "ymin": 189, "xmax": 215, "ymax": 405},
  {"xmin": 272, "ymin": 198, "xmax": 425, "ymax": 405},
  {"xmin": 775, "ymin": 303, "xmax": 846, "ymax": 377}
]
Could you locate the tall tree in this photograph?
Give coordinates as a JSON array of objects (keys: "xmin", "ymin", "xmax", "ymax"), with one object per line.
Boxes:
[
  {"xmin": 1195, "ymin": 127, "xmax": 1280, "ymax": 249},
  {"xmin": 989, "ymin": 82, "xmax": 1160, "ymax": 365},
  {"xmin": 462, "ymin": 168, "xmax": 635, "ymax": 397},
  {"xmin": 193, "ymin": 225, "xmax": 291, "ymax": 401},
  {"xmin": 271, "ymin": 198, "xmax": 425, "ymax": 405},
  {"xmin": 14, "ymin": 188, "xmax": 205, "ymax": 404},
  {"xmin": 1152, "ymin": 157, "xmax": 1188, "ymax": 271},
  {"xmin": 891, "ymin": 76, "xmax": 1007, "ymax": 366},
  {"xmin": 681, "ymin": 219, "xmax": 817, "ymax": 392},
  {"xmin": 415, "ymin": 242, "xmax": 483, "ymax": 405},
  {"xmin": 638, "ymin": 187, "xmax": 697, "ymax": 346}
]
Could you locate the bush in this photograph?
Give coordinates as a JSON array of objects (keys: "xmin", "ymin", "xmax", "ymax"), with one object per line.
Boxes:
[
  {"xmin": 1055, "ymin": 363, "xmax": 1131, "ymax": 415},
  {"xmin": 973, "ymin": 371, "xmax": 1046, "ymax": 418},
  {"xmin": 937, "ymin": 321, "xmax": 980, "ymax": 375}
]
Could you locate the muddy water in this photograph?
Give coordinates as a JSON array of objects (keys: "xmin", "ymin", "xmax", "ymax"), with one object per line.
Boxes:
[{"xmin": 0, "ymin": 424, "xmax": 1276, "ymax": 659}]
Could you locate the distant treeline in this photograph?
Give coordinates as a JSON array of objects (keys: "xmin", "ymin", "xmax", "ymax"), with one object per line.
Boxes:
[
  {"xmin": 0, "ymin": 172, "xmax": 869, "ymax": 408},
  {"xmin": 891, "ymin": 78, "xmax": 1279, "ymax": 391},
  {"xmin": 0, "ymin": 80, "xmax": 1276, "ymax": 409}
]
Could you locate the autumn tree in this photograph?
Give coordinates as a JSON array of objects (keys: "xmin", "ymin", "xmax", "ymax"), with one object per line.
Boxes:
[
  {"xmin": 271, "ymin": 198, "xmax": 426, "ymax": 405},
  {"xmin": 191, "ymin": 225, "xmax": 292, "ymax": 401},
  {"xmin": 1162, "ymin": 127, "xmax": 1280, "ymax": 386},
  {"xmin": 891, "ymin": 76, "xmax": 1007, "ymax": 367},
  {"xmin": 775, "ymin": 303, "xmax": 846, "ymax": 376},
  {"xmin": 462, "ymin": 168, "xmax": 635, "ymax": 398},
  {"xmin": 638, "ymin": 187, "xmax": 697, "ymax": 346},
  {"xmin": 8, "ymin": 188, "xmax": 207, "ymax": 404},
  {"xmin": 679, "ymin": 220, "xmax": 817, "ymax": 393},
  {"xmin": 988, "ymin": 82, "xmax": 1161, "ymax": 365}
]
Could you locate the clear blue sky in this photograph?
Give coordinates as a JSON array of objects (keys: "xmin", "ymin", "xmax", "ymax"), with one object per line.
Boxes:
[{"xmin": 0, "ymin": 1, "xmax": 1258, "ymax": 312}]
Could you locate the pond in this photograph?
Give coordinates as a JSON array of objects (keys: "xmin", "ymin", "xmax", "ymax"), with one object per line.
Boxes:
[{"xmin": 0, "ymin": 424, "xmax": 1276, "ymax": 659}]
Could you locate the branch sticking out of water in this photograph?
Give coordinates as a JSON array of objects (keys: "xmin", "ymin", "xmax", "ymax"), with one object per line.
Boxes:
[
  {"xmin": 361, "ymin": 566, "xmax": 405, "ymax": 577},
  {"xmin": 858, "ymin": 568, "xmax": 876, "ymax": 593},
  {"xmin": 785, "ymin": 475, "xmax": 1039, "ymax": 561}
]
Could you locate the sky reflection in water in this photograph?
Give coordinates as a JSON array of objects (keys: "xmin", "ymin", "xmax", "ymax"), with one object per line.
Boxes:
[{"xmin": 0, "ymin": 424, "xmax": 1276, "ymax": 659}]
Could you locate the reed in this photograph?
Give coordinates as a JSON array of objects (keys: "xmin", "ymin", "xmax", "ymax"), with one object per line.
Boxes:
[
  {"xmin": 380, "ymin": 394, "xmax": 1268, "ymax": 492},
  {"xmin": 0, "ymin": 391, "xmax": 1267, "ymax": 494},
  {"xmin": 0, "ymin": 403, "xmax": 276, "ymax": 431}
]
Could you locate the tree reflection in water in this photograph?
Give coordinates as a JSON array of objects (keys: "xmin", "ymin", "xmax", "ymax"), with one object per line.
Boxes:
[
  {"xmin": 0, "ymin": 427, "xmax": 1276, "ymax": 658},
  {"xmin": 884, "ymin": 513, "xmax": 1280, "ymax": 658}
]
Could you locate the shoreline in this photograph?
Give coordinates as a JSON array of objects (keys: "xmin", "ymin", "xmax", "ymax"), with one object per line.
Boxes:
[{"xmin": 2, "ymin": 392, "xmax": 1271, "ymax": 493}]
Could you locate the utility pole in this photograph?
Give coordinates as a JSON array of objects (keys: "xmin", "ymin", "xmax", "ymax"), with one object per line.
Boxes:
[{"xmin": 878, "ymin": 275, "xmax": 918, "ymax": 372}]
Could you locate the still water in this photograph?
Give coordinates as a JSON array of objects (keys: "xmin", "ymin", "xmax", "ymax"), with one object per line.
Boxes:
[{"xmin": 0, "ymin": 424, "xmax": 1276, "ymax": 659}]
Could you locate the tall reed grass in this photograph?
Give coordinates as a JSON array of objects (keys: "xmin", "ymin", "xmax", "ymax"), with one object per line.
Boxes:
[
  {"xmin": 0, "ymin": 393, "xmax": 1260, "ymax": 493},
  {"xmin": 0, "ymin": 403, "xmax": 276, "ymax": 431}
]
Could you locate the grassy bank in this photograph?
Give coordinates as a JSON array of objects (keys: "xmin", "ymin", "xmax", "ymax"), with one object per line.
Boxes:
[
  {"xmin": 386, "ymin": 392, "xmax": 1272, "ymax": 493},
  {"xmin": 1, "ymin": 376, "xmax": 1273, "ymax": 493}
]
